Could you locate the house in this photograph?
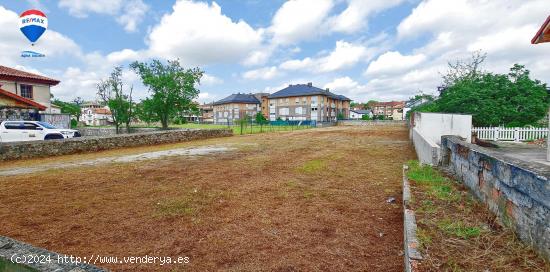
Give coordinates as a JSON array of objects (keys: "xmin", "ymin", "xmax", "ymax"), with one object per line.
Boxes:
[
  {"xmin": 213, "ymin": 93, "xmax": 261, "ymax": 124},
  {"xmin": 0, "ymin": 65, "xmax": 59, "ymax": 114},
  {"xmin": 372, "ymin": 101, "xmax": 405, "ymax": 120},
  {"xmin": 531, "ymin": 15, "xmax": 550, "ymax": 44},
  {"xmin": 0, "ymin": 88, "xmax": 46, "ymax": 121},
  {"xmin": 350, "ymin": 109, "xmax": 372, "ymax": 120},
  {"xmin": 199, "ymin": 103, "xmax": 214, "ymax": 123},
  {"xmin": 81, "ymin": 101, "xmax": 113, "ymax": 126},
  {"xmin": 267, "ymin": 83, "xmax": 351, "ymax": 122}
]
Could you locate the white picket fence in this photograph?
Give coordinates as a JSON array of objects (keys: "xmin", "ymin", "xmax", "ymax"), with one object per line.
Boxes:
[{"xmin": 472, "ymin": 127, "xmax": 548, "ymax": 142}]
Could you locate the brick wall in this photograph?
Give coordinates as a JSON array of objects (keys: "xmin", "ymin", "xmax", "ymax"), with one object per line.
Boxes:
[
  {"xmin": 441, "ymin": 135, "xmax": 550, "ymax": 260},
  {"xmin": 0, "ymin": 129, "xmax": 233, "ymax": 161}
]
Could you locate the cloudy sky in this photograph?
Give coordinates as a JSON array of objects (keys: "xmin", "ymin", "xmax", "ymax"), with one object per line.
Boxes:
[{"xmin": 1, "ymin": 0, "xmax": 549, "ymax": 103}]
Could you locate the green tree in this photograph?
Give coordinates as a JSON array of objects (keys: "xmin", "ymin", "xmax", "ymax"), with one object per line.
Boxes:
[
  {"xmin": 365, "ymin": 100, "xmax": 378, "ymax": 109},
  {"xmin": 135, "ymin": 99, "xmax": 159, "ymax": 126},
  {"xmin": 130, "ymin": 59, "xmax": 203, "ymax": 129},
  {"xmin": 435, "ymin": 64, "xmax": 548, "ymax": 126},
  {"xmin": 97, "ymin": 66, "xmax": 134, "ymax": 133},
  {"xmin": 255, "ymin": 112, "xmax": 268, "ymax": 132},
  {"xmin": 361, "ymin": 114, "xmax": 371, "ymax": 120},
  {"xmin": 52, "ymin": 99, "xmax": 81, "ymax": 126}
]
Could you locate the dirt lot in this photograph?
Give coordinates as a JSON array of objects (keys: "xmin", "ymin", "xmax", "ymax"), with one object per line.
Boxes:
[{"xmin": 0, "ymin": 126, "xmax": 415, "ymax": 271}]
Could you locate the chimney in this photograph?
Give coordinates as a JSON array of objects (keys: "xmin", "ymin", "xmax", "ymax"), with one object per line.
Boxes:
[
  {"xmin": 307, "ymin": 82, "xmax": 312, "ymax": 87},
  {"xmin": 325, "ymin": 88, "xmax": 330, "ymax": 92}
]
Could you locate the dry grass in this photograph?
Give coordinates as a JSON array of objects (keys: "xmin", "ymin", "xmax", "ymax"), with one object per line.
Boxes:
[
  {"xmin": 407, "ymin": 161, "xmax": 549, "ymax": 272},
  {"xmin": 0, "ymin": 126, "xmax": 415, "ymax": 271}
]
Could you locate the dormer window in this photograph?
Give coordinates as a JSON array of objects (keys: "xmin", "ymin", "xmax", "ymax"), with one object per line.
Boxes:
[{"xmin": 20, "ymin": 84, "xmax": 33, "ymax": 99}]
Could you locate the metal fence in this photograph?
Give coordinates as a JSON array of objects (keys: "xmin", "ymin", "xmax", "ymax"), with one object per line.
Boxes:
[
  {"xmin": 218, "ymin": 120, "xmax": 319, "ymax": 135},
  {"xmin": 472, "ymin": 127, "xmax": 548, "ymax": 142}
]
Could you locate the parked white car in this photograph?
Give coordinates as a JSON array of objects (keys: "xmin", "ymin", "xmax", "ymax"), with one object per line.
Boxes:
[{"xmin": 0, "ymin": 121, "xmax": 81, "ymax": 143}]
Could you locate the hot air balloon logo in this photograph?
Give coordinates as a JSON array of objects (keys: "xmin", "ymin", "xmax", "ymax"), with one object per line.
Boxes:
[{"xmin": 19, "ymin": 9, "xmax": 48, "ymax": 45}]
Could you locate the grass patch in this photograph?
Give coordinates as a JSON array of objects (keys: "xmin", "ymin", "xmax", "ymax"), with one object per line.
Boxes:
[
  {"xmin": 406, "ymin": 160, "xmax": 448, "ymax": 185},
  {"xmin": 407, "ymin": 160, "xmax": 549, "ymax": 271},
  {"xmin": 437, "ymin": 219, "xmax": 482, "ymax": 239},
  {"xmin": 298, "ymin": 159, "xmax": 327, "ymax": 174},
  {"xmin": 156, "ymin": 189, "xmax": 228, "ymax": 217},
  {"xmin": 416, "ymin": 227, "xmax": 432, "ymax": 249},
  {"xmin": 407, "ymin": 160, "xmax": 460, "ymax": 202}
]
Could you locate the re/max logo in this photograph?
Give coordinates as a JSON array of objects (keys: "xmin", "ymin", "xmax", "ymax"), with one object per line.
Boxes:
[{"xmin": 21, "ymin": 18, "xmax": 45, "ymax": 24}]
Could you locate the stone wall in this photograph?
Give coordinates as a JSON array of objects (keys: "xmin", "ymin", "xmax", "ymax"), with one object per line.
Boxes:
[
  {"xmin": 338, "ymin": 120, "xmax": 406, "ymax": 126},
  {"xmin": 441, "ymin": 135, "xmax": 550, "ymax": 260},
  {"xmin": 0, "ymin": 129, "xmax": 233, "ymax": 161},
  {"xmin": 78, "ymin": 127, "xmax": 163, "ymax": 137}
]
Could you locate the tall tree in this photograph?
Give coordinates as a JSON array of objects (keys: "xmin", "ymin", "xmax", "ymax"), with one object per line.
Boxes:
[
  {"xmin": 433, "ymin": 64, "xmax": 548, "ymax": 126},
  {"xmin": 135, "ymin": 99, "xmax": 159, "ymax": 126},
  {"xmin": 130, "ymin": 60, "xmax": 203, "ymax": 129},
  {"xmin": 441, "ymin": 50, "xmax": 487, "ymax": 87},
  {"xmin": 97, "ymin": 66, "xmax": 134, "ymax": 133}
]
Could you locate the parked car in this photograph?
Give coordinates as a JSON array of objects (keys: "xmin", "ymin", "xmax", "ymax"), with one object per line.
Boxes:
[{"xmin": 0, "ymin": 121, "xmax": 81, "ymax": 143}]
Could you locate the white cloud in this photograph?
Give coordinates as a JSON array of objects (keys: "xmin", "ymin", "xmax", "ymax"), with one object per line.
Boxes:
[
  {"xmin": 201, "ymin": 74, "xmax": 223, "ymax": 86},
  {"xmin": 148, "ymin": 1, "xmax": 263, "ymax": 66},
  {"xmin": 270, "ymin": 0, "xmax": 334, "ymax": 44},
  {"xmin": 242, "ymin": 49, "xmax": 273, "ymax": 67},
  {"xmin": 280, "ymin": 40, "xmax": 372, "ymax": 73},
  {"xmin": 329, "ymin": 0, "xmax": 405, "ymax": 33},
  {"xmin": 116, "ymin": 0, "xmax": 149, "ymax": 32},
  {"xmin": 365, "ymin": 51, "xmax": 426, "ymax": 76},
  {"xmin": 351, "ymin": 0, "xmax": 550, "ymax": 102},
  {"xmin": 58, "ymin": 0, "xmax": 148, "ymax": 32},
  {"xmin": 242, "ymin": 66, "xmax": 281, "ymax": 80},
  {"xmin": 106, "ymin": 49, "xmax": 142, "ymax": 64}
]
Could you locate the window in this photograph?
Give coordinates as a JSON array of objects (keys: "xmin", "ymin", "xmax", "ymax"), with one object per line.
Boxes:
[
  {"xmin": 295, "ymin": 107, "xmax": 303, "ymax": 115},
  {"xmin": 4, "ymin": 123, "xmax": 22, "ymax": 130},
  {"xmin": 23, "ymin": 123, "xmax": 40, "ymax": 130},
  {"xmin": 20, "ymin": 84, "xmax": 33, "ymax": 99},
  {"xmin": 295, "ymin": 98, "xmax": 300, "ymax": 104}
]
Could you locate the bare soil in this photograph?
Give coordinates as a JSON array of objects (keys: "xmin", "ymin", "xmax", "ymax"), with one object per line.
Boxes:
[{"xmin": 0, "ymin": 126, "xmax": 415, "ymax": 271}]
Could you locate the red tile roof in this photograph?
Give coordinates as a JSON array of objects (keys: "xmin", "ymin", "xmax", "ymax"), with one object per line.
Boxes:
[
  {"xmin": 0, "ymin": 88, "xmax": 47, "ymax": 110},
  {"xmin": 0, "ymin": 65, "xmax": 60, "ymax": 85},
  {"xmin": 373, "ymin": 101, "xmax": 405, "ymax": 108},
  {"xmin": 532, "ymin": 16, "xmax": 550, "ymax": 44}
]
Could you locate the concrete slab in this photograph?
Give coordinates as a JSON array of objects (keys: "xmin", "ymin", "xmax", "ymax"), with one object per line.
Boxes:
[{"xmin": 486, "ymin": 142, "xmax": 550, "ymax": 167}]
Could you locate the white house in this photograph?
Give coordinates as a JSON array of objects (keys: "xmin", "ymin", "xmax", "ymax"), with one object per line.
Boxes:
[
  {"xmin": 81, "ymin": 102, "xmax": 113, "ymax": 126},
  {"xmin": 350, "ymin": 109, "xmax": 373, "ymax": 120}
]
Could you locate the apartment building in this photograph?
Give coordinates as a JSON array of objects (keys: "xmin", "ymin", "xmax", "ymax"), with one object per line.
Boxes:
[
  {"xmin": 372, "ymin": 101, "xmax": 405, "ymax": 120},
  {"xmin": 266, "ymin": 83, "xmax": 351, "ymax": 122},
  {"xmin": 213, "ymin": 93, "xmax": 261, "ymax": 124},
  {"xmin": 199, "ymin": 103, "xmax": 214, "ymax": 123}
]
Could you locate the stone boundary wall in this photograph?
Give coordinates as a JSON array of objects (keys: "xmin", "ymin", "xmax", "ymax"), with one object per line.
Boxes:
[
  {"xmin": 402, "ymin": 165, "xmax": 423, "ymax": 272},
  {"xmin": 0, "ymin": 236, "xmax": 105, "ymax": 271},
  {"xmin": 441, "ymin": 136, "xmax": 550, "ymax": 260},
  {"xmin": 412, "ymin": 128, "xmax": 440, "ymax": 166},
  {"xmin": 338, "ymin": 120, "xmax": 406, "ymax": 126},
  {"xmin": 0, "ymin": 129, "xmax": 233, "ymax": 161},
  {"xmin": 78, "ymin": 127, "xmax": 164, "ymax": 137}
]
